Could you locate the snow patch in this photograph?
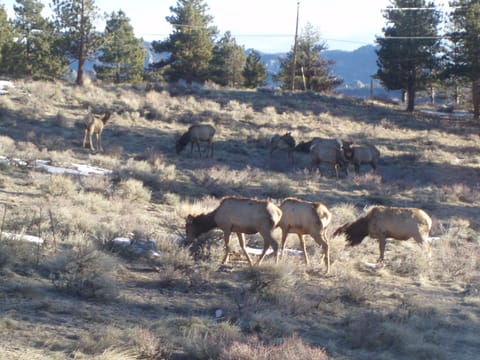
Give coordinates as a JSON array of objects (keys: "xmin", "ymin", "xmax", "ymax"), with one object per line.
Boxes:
[{"xmin": 1, "ymin": 232, "xmax": 44, "ymax": 244}]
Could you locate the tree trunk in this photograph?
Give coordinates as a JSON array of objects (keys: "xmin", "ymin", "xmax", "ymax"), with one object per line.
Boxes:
[
  {"xmin": 76, "ymin": 0, "xmax": 86, "ymax": 86},
  {"xmin": 406, "ymin": 88, "xmax": 415, "ymax": 112},
  {"xmin": 472, "ymin": 79, "xmax": 480, "ymax": 120},
  {"xmin": 76, "ymin": 55, "xmax": 85, "ymax": 86},
  {"xmin": 406, "ymin": 76, "xmax": 416, "ymax": 112}
]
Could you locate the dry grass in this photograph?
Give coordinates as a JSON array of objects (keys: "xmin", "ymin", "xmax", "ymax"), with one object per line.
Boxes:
[{"xmin": 0, "ymin": 80, "xmax": 479, "ymax": 359}]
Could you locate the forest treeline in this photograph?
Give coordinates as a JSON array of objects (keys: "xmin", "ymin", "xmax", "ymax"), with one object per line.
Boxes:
[{"xmin": 0, "ymin": 0, "xmax": 479, "ymax": 117}]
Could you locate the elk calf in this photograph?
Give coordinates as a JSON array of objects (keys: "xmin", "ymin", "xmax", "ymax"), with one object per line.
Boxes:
[{"xmin": 83, "ymin": 111, "xmax": 112, "ymax": 152}]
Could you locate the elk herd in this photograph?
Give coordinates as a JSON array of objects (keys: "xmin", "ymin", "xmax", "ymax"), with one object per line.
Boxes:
[
  {"xmin": 185, "ymin": 196, "xmax": 433, "ymax": 273},
  {"xmin": 80, "ymin": 111, "xmax": 432, "ymax": 271}
]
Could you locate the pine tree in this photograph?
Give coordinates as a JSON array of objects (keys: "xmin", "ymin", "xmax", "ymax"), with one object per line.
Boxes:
[
  {"xmin": 151, "ymin": 0, "xmax": 217, "ymax": 85},
  {"xmin": 243, "ymin": 50, "xmax": 267, "ymax": 88},
  {"xmin": 2, "ymin": 0, "xmax": 67, "ymax": 80},
  {"xmin": 376, "ymin": 0, "xmax": 441, "ymax": 112},
  {"xmin": 275, "ymin": 23, "xmax": 341, "ymax": 92},
  {"xmin": 0, "ymin": 4, "xmax": 14, "ymax": 72},
  {"xmin": 95, "ymin": 10, "xmax": 146, "ymax": 83},
  {"xmin": 447, "ymin": 0, "xmax": 480, "ymax": 119},
  {"xmin": 51, "ymin": 0, "xmax": 102, "ymax": 85},
  {"xmin": 209, "ymin": 31, "xmax": 246, "ymax": 87}
]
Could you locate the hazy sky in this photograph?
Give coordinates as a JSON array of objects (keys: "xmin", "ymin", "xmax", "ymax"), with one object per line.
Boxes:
[{"xmin": 1, "ymin": 0, "xmax": 451, "ymax": 53}]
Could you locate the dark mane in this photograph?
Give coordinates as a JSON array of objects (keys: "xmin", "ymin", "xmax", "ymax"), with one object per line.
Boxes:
[
  {"xmin": 176, "ymin": 131, "xmax": 191, "ymax": 154},
  {"xmin": 333, "ymin": 215, "xmax": 370, "ymax": 246},
  {"xmin": 281, "ymin": 132, "xmax": 296, "ymax": 148},
  {"xmin": 294, "ymin": 140, "xmax": 313, "ymax": 153},
  {"xmin": 101, "ymin": 112, "xmax": 112, "ymax": 124},
  {"xmin": 186, "ymin": 209, "xmax": 217, "ymax": 238}
]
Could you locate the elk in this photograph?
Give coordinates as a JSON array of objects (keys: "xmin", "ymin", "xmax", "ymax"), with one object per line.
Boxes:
[
  {"xmin": 82, "ymin": 111, "xmax": 112, "ymax": 152},
  {"xmin": 278, "ymin": 197, "xmax": 331, "ymax": 272},
  {"xmin": 270, "ymin": 132, "xmax": 296, "ymax": 163},
  {"xmin": 310, "ymin": 142, "xmax": 349, "ymax": 179},
  {"xmin": 295, "ymin": 137, "xmax": 350, "ymax": 153},
  {"xmin": 333, "ymin": 205, "xmax": 432, "ymax": 263},
  {"xmin": 176, "ymin": 124, "xmax": 216, "ymax": 157},
  {"xmin": 343, "ymin": 144, "xmax": 381, "ymax": 174},
  {"xmin": 185, "ymin": 196, "xmax": 282, "ymax": 266}
]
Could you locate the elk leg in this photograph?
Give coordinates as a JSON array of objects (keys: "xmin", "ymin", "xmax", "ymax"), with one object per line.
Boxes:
[
  {"xmin": 354, "ymin": 162, "xmax": 360, "ymax": 174},
  {"xmin": 378, "ymin": 237, "xmax": 386, "ymax": 263},
  {"xmin": 333, "ymin": 164, "xmax": 339, "ymax": 179},
  {"xmin": 96, "ymin": 133, "xmax": 102, "ymax": 151},
  {"xmin": 298, "ymin": 234, "xmax": 309, "ymax": 265},
  {"xmin": 237, "ymin": 232, "xmax": 253, "ymax": 266},
  {"xmin": 313, "ymin": 232, "xmax": 330, "ymax": 273},
  {"xmin": 256, "ymin": 231, "xmax": 278, "ymax": 266},
  {"xmin": 82, "ymin": 129, "xmax": 88, "ymax": 148},
  {"xmin": 196, "ymin": 141, "xmax": 202, "ymax": 157},
  {"xmin": 98, "ymin": 130, "xmax": 103, "ymax": 151},
  {"xmin": 207, "ymin": 141, "xmax": 213, "ymax": 158},
  {"xmin": 89, "ymin": 132, "xmax": 95, "ymax": 151},
  {"xmin": 279, "ymin": 227, "xmax": 289, "ymax": 261},
  {"xmin": 222, "ymin": 231, "xmax": 232, "ymax": 265}
]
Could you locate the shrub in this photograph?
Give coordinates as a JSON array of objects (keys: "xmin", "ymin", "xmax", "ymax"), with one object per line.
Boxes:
[
  {"xmin": 47, "ymin": 242, "xmax": 119, "ymax": 300},
  {"xmin": 42, "ymin": 174, "xmax": 78, "ymax": 198},
  {"xmin": 221, "ymin": 334, "xmax": 330, "ymax": 360},
  {"xmin": 116, "ymin": 178, "xmax": 151, "ymax": 202},
  {"xmin": 243, "ymin": 263, "xmax": 298, "ymax": 302},
  {"xmin": 182, "ymin": 320, "xmax": 242, "ymax": 359}
]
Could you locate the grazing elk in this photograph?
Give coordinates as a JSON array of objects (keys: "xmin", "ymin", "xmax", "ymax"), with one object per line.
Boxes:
[
  {"xmin": 270, "ymin": 132, "xmax": 296, "ymax": 163},
  {"xmin": 185, "ymin": 196, "xmax": 282, "ymax": 266},
  {"xmin": 344, "ymin": 144, "xmax": 380, "ymax": 174},
  {"xmin": 295, "ymin": 137, "xmax": 350, "ymax": 153},
  {"xmin": 278, "ymin": 197, "xmax": 331, "ymax": 272},
  {"xmin": 82, "ymin": 111, "xmax": 112, "ymax": 152},
  {"xmin": 310, "ymin": 142, "xmax": 349, "ymax": 179},
  {"xmin": 176, "ymin": 124, "xmax": 216, "ymax": 158},
  {"xmin": 333, "ymin": 205, "xmax": 432, "ymax": 263}
]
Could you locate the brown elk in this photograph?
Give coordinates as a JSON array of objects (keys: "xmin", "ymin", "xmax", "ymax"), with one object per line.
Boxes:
[
  {"xmin": 270, "ymin": 132, "xmax": 296, "ymax": 163},
  {"xmin": 310, "ymin": 142, "xmax": 349, "ymax": 179},
  {"xmin": 278, "ymin": 197, "xmax": 331, "ymax": 272},
  {"xmin": 333, "ymin": 205, "xmax": 432, "ymax": 263},
  {"xmin": 176, "ymin": 124, "xmax": 216, "ymax": 157},
  {"xmin": 185, "ymin": 196, "xmax": 282, "ymax": 266},
  {"xmin": 82, "ymin": 111, "xmax": 112, "ymax": 152},
  {"xmin": 295, "ymin": 137, "xmax": 351, "ymax": 153},
  {"xmin": 343, "ymin": 144, "xmax": 380, "ymax": 174}
]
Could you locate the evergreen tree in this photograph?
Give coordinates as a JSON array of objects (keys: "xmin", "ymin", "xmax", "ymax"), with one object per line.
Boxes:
[
  {"xmin": 0, "ymin": 4, "xmax": 14, "ymax": 72},
  {"xmin": 2, "ymin": 0, "xmax": 67, "ymax": 79},
  {"xmin": 275, "ymin": 23, "xmax": 341, "ymax": 92},
  {"xmin": 51, "ymin": 0, "xmax": 102, "ymax": 85},
  {"xmin": 446, "ymin": 0, "xmax": 480, "ymax": 119},
  {"xmin": 243, "ymin": 50, "xmax": 267, "ymax": 88},
  {"xmin": 209, "ymin": 31, "xmax": 246, "ymax": 87},
  {"xmin": 376, "ymin": 0, "xmax": 441, "ymax": 112},
  {"xmin": 151, "ymin": 0, "xmax": 217, "ymax": 85},
  {"xmin": 95, "ymin": 10, "xmax": 146, "ymax": 83}
]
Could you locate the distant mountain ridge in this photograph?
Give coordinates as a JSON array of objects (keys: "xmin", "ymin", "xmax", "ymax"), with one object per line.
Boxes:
[
  {"xmin": 256, "ymin": 45, "xmax": 389, "ymax": 97},
  {"xmin": 78, "ymin": 43, "xmax": 390, "ymax": 98}
]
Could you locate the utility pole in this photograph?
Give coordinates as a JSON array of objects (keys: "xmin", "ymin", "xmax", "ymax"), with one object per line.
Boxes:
[{"xmin": 291, "ymin": 1, "xmax": 300, "ymax": 91}]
